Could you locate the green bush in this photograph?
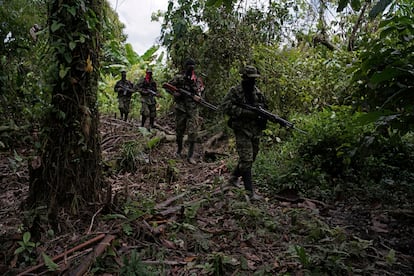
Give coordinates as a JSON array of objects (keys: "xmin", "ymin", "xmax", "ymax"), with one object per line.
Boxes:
[{"xmin": 254, "ymin": 106, "xmax": 414, "ymax": 205}]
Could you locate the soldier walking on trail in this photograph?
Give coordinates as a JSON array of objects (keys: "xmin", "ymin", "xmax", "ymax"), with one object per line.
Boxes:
[
  {"xmin": 114, "ymin": 70, "xmax": 134, "ymax": 121},
  {"xmin": 136, "ymin": 68, "xmax": 158, "ymax": 130},
  {"xmin": 168, "ymin": 58, "xmax": 204, "ymax": 164},
  {"xmin": 221, "ymin": 65, "xmax": 267, "ymax": 201}
]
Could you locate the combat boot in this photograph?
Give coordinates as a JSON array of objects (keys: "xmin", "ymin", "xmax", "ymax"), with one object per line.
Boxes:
[
  {"xmin": 176, "ymin": 136, "xmax": 183, "ymax": 158},
  {"xmin": 141, "ymin": 115, "xmax": 147, "ymax": 127},
  {"xmin": 241, "ymin": 170, "xmax": 262, "ymax": 201},
  {"xmin": 187, "ymin": 142, "xmax": 196, "ymax": 164},
  {"xmin": 228, "ymin": 165, "xmax": 241, "ymax": 187}
]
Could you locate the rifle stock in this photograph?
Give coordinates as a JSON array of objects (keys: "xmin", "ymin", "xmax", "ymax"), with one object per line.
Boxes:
[
  {"xmin": 239, "ymin": 103, "xmax": 307, "ymax": 134},
  {"xmin": 163, "ymin": 83, "xmax": 218, "ymax": 111}
]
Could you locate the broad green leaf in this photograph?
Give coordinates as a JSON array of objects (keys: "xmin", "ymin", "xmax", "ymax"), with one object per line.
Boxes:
[
  {"xmin": 59, "ymin": 66, "xmax": 70, "ymax": 79},
  {"xmin": 42, "ymin": 252, "xmax": 59, "ymax": 271},
  {"xmin": 67, "ymin": 6, "xmax": 76, "ymax": 17},
  {"xmin": 23, "ymin": 232, "xmax": 31, "ymax": 244},
  {"xmin": 14, "ymin": 247, "xmax": 26, "ymax": 255},
  {"xmin": 370, "ymin": 67, "xmax": 403, "ymax": 85},
  {"xmin": 141, "ymin": 45, "xmax": 159, "ymax": 62},
  {"xmin": 50, "ymin": 21, "xmax": 64, "ymax": 32},
  {"xmin": 69, "ymin": 41, "xmax": 76, "ymax": 50}
]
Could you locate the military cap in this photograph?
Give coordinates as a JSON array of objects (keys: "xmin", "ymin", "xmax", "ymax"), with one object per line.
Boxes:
[{"xmin": 240, "ymin": 65, "xmax": 260, "ymax": 78}]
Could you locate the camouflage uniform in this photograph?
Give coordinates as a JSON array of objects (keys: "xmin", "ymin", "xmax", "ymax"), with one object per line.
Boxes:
[
  {"xmin": 169, "ymin": 59, "xmax": 203, "ymax": 164},
  {"xmin": 221, "ymin": 65, "xmax": 267, "ymax": 198},
  {"xmin": 114, "ymin": 71, "xmax": 134, "ymax": 121},
  {"xmin": 136, "ymin": 69, "xmax": 158, "ymax": 128}
]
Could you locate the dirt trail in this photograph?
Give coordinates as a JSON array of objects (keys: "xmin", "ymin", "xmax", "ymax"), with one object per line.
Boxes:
[{"xmin": 0, "ymin": 116, "xmax": 413, "ymax": 275}]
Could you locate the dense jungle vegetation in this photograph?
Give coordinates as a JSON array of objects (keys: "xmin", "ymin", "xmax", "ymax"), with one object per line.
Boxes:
[{"xmin": 1, "ymin": 0, "xmax": 413, "ymax": 274}]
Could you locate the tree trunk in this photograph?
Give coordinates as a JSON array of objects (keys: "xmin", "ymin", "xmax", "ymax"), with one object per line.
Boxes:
[
  {"xmin": 28, "ymin": 0, "xmax": 104, "ymax": 217},
  {"xmin": 348, "ymin": 1, "xmax": 369, "ymax": 51}
]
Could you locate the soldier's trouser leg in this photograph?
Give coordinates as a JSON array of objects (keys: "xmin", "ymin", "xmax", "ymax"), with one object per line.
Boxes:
[
  {"xmin": 124, "ymin": 98, "xmax": 131, "ymax": 121},
  {"xmin": 175, "ymin": 109, "xmax": 187, "ymax": 156},
  {"xmin": 240, "ymin": 169, "xmax": 253, "ymax": 193},
  {"xmin": 234, "ymin": 130, "xmax": 255, "ymax": 193},
  {"xmin": 187, "ymin": 142, "xmax": 196, "ymax": 164},
  {"xmin": 229, "ymin": 164, "xmax": 241, "ymax": 185},
  {"xmin": 149, "ymin": 104, "xmax": 156, "ymax": 128},
  {"xmin": 176, "ymin": 136, "xmax": 183, "ymax": 156},
  {"xmin": 141, "ymin": 115, "xmax": 147, "ymax": 127}
]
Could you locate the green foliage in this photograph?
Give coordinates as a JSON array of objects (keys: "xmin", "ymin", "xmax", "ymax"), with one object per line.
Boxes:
[
  {"xmin": 284, "ymin": 209, "xmax": 382, "ymax": 275},
  {"xmin": 253, "ymin": 45, "xmax": 354, "ymax": 116},
  {"xmin": 41, "ymin": 252, "xmax": 59, "ymax": 272},
  {"xmin": 255, "ymin": 106, "xmax": 414, "ymax": 204},
  {"xmin": 159, "ymin": 0, "xmax": 293, "ymax": 112},
  {"xmin": 119, "ymin": 140, "xmax": 146, "ymax": 172},
  {"xmin": 7, "ymin": 150, "xmax": 25, "ymax": 173},
  {"xmin": 120, "ymin": 250, "xmax": 155, "ymax": 276},
  {"xmin": 0, "ymin": 0, "xmax": 49, "ymax": 149},
  {"xmin": 351, "ymin": 0, "xmax": 414, "ymax": 133},
  {"xmin": 14, "ymin": 232, "xmax": 39, "ymax": 266},
  {"xmin": 99, "ymin": 56, "xmax": 173, "ymax": 119}
]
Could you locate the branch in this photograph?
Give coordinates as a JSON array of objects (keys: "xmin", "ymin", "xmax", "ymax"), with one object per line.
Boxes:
[
  {"xmin": 348, "ymin": 1, "xmax": 368, "ymax": 51},
  {"xmin": 68, "ymin": 234, "xmax": 116, "ymax": 276},
  {"xmin": 17, "ymin": 233, "xmax": 106, "ymax": 275}
]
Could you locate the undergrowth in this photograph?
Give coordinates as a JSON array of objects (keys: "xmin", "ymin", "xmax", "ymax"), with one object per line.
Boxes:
[{"xmin": 255, "ymin": 106, "xmax": 414, "ymax": 205}]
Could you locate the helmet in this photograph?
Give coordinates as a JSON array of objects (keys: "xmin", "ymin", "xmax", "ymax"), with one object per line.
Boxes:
[
  {"xmin": 146, "ymin": 68, "xmax": 152, "ymax": 73},
  {"xmin": 240, "ymin": 65, "xmax": 260, "ymax": 78}
]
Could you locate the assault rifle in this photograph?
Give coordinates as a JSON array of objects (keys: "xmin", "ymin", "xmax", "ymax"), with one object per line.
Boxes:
[
  {"xmin": 142, "ymin": 88, "xmax": 162, "ymax": 98},
  {"xmin": 117, "ymin": 85, "xmax": 136, "ymax": 96},
  {"xmin": 238, "ymin": 103, "xmax": 307, "ymax": 134},
  {"xmin": 162, "ymin": 83, "xmax": 218, "ymax": 111}
]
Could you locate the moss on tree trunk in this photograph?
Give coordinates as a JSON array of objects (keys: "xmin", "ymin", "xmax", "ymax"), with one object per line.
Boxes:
[{"xmin": 28, "ymin": 0, "xmax": 104, "ymax": 217}]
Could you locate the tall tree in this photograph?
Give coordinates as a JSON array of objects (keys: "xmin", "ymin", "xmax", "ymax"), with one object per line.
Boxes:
[{"xmin": 28, "ymin": 0, "xmax": 104, "ymax": 219}]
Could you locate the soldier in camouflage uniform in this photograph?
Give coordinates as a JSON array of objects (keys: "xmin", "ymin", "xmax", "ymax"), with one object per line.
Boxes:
[
  {"xmin": 221, "ymin": 65, "xmax": 267, "ymax": 200},
  {"xmin": 114, "ymin": 70, "xmax": 134, "ymax": 121},
  {"xmin": 169, "ymin": 59, "xmax": 203, "ymax": 164},
  {"xmin": 136, "ymin": 68, "xmax": 158, "ymax": 129}
]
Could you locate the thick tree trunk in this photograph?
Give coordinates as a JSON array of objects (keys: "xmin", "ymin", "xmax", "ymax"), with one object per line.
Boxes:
[{"xmin": 28, "ymin": 0, "xmax": 104, "ymax": 216}]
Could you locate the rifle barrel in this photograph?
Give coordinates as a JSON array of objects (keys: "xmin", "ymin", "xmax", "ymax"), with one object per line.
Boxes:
[
  {"xmin": 163, "ymin": 83, "xmax": 218, "ymax": 111},
  {"xmin": 239, "ymin": 103, "xmax": 307, "ymax": 134}
]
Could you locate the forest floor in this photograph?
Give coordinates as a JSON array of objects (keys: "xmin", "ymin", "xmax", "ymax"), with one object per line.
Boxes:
[{"xmin": 1, "ymin": 115, "xmax": 413, "ymax": 275}]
